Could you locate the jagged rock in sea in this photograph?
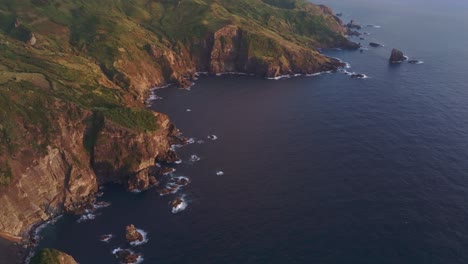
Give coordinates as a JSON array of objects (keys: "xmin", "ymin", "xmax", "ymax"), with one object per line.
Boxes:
[
  {"xmin": 351, "ymin": 73, "xmax": 366, "ymax": 79},
  {"xmin": 346, "ymin": 20, "xmax": 362, "ymax": 30},
  {"xmin": 389, "ymin": 49, "xmax": 407, "ymax": 63},
  {"xmin": 125, "ymin": 225, "xmax": 143, "ymax": 243},
  {"xmin": 114, "ymin": 249, "xmax": 141, "ymax": 264}
]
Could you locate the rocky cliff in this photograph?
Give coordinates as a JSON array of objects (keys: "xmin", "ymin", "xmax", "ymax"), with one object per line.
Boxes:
[
  {"xmin": 0, "ymin": 0, "xmax": 355, "ymax": 251},
  {"xmin": 0, "ymin": 104, "xmax": 180, "ymax": 240}
]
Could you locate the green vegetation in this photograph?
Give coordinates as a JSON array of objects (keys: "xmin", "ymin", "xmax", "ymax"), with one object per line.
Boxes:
[
  {"xmin": 102, "ymin": 108, "xmax": 158, "ymax": 132},
  {"xmin": 30, "ymin": 248, "xmax": 69, "ymax": 264},
  {"xmin": 0, "ymin": 161, "xmax": 12, "ymax": 185},
  {"xmin": 0, "ymin": 0, "xmax": 348, "ymax": 185}
]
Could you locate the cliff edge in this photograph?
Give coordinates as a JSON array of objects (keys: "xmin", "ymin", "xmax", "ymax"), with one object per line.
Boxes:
[{"xmin": 0, "ymin": 0, "xmax": 354, "ymax": 252}]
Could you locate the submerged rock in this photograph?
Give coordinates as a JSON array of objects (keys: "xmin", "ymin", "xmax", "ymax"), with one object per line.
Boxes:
[
  {"xmin": 389, "ymin": 49, "xmax": 406, "ymax": 63},
  {"xmin": 170, "ymin": 197, "xmax": 187, "ymax": 213},
  {"xmin": 125, "ymin": 225, "xmax": 143, "ymax": 243},
  {"xmin": 100, "ymin": 234, "xmax": 113, "ymax": 242},
  {"xmin": 369, "ymin": 42, "xmax": 383, "ymax": 47},
  {"xmin": 351, "ymin": 73, "xmax": 366, "ymax": 79},
  {"xmin": 114, "ymin": 249, "xmax": 141, "ymax": 264},
  {"xmin": 408, "ymin": 60, "xmax": 423, "ymax": 64},
  {"xmin": 170, "ymin": 176, "xmax": 190, "ymax": 186}
]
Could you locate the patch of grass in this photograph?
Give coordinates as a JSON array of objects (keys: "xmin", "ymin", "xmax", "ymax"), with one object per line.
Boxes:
[
  {"xmin": 101, "ymin": 107, "xmax": 159, "ymax": 132},
  {"xmin": 0, "ymin": 161, "xmax": 12, "ymax": 185},
  {"xmin": 30, "ymin": 248, "xmax": 65, "ymax": 264}
]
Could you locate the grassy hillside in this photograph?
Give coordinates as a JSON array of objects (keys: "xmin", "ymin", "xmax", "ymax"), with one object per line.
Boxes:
[{"xmin": 0, "ymin": 0, "xmax": 351, "ymax": 185}]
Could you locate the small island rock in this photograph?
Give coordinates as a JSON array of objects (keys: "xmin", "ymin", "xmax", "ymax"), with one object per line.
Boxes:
[
  {"xmin": 125, "ymin": 224, "xmax": 143, "ymax": 243},
  {"xmin": 114, "ymin": 249, "xmax": 140, "ymax": 264},
  {"xmin": 389, "ymin": 49, "xmax": 406, "ymax": 63}
]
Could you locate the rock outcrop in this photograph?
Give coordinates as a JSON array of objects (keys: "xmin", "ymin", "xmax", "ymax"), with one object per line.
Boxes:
[
  {"xmin": 127, "ymin": 168, "xmax": 158, "ymax": 192},
  {"xmin": 30, "ymin": 248, "xmax": 78, "ymax": 264},
  {"xmin": 389, "ymin": 49, "xmax": 407, "ymax": 63},
  {"xmin": 346, "ymin": 20, "xmax": 362, "ymax": 30},
  {"xmin": 114, "ymin": 249, "xmax": 140, "ymax": 264},
  {"xmin": 0, "ymin": 107, "xmax": 179, "ymax": 240},
  {"xmin": 125, "ymin": 225, "xmax": 143, "ymax": 243}
]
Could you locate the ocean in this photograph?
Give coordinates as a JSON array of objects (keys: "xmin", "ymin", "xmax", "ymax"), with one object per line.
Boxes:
[{"xmin": 35, "ymin": 0, "xmax": 468, "ymax": 263}]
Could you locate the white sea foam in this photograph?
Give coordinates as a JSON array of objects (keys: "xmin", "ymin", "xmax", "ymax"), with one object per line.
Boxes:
[
  {"xmin": 353, "ymin": 74, "xmax": 369, "ymax": 79},
  {"xmin": 186, "ymin": 138, "xmax": 196, "ymax": 144},
  {"xmin": 175, "ymin": 159, "xmax": 183, "ymax": 164},
  {"xmin": 130, "ymin": 229, "xmax": 149, "ymax": 246},
  {"xmin": 77, "ymin": 213, "xmax": 97, "ymax": 223},
  {"xmin": 186, "ymin": 108, "xmax": 192, "ymax": 112},
  {"xmin": 112, "ymin": 247, "xmax": 123, "ymax": 255},
  {"xmin": 216, "ymin": 171, "xmax": 224, "ymax": 176},
  {"xmin": 207, "ymin": 135, "xmax": 218, "ymax": 140},
  {"xmin": 266, "ymin": 75, "xmax": 292, "ymax": 80},
  {"xmin": 196, "ymin": 140, "xmax": 205, "ymax": 144},
  {"xmin": 195, "ymin": 72, "xmax": 209, "ymax": 76},
  {"xmin": 94, "ymin": 201, "xmax": 111, "ymax": 209},
  {"xmin": 367, "ymin": 25, "xmax": 381, "ymax": 28},
  {"xmin": 163, "ymin": 168, "xmax": 176, "ymax": 175},
  {"xmin": 305, "ymin": 70, "xmax": 333, "ymax": 77},
  {"xmin": 100, "ymin": 234, "xmax": 113, "ymax": 242},
  {"xmin": 112, "ymin": 248, "xmax": 144, "ymax": 264},
  {"xmin": 189, "ymin": 154, "xmax": 201, "ymax": 162},
  {"xmin": 171, "ymin": 197, "xmax": 188, "ymax": 214}
]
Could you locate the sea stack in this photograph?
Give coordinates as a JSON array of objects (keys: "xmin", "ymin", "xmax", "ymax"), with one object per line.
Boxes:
[
  {"xmin": 389, "ymin": 49, "xmax": 406, "ymax": 63},
  {"xmin": 125, "ymin": 225, "xmax": 144, "ymax": 243}
]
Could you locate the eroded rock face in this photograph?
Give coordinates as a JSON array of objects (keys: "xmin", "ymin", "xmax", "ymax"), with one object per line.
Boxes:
[
  {"xmin": 92, "ymin": 112, "xmax": 181, "ymax": 185},
  {"xmin": 0, "ymin": 104, "xmax": 97, "ymax": 238},
  {"xmin": 0, "ymin": 108, "xmax": 179, "ymax": 239},
  {"xmin": 125, "ymin": 225, "xmax": 143, "ymax": 243},
  {"xmin": 127, "ymin": 168, "xmax": 158, "ymax": 192},
  {"xmin": 210, "ymin": 25, "xmax": 243, "ymax": 73},
  {"xmin": 389, "ymin": 48, "xmax": 406, "ymax": 63}
]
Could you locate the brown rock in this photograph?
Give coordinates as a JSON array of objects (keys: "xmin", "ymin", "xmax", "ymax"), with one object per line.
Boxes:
[
  {"xmin": 125, "ymin": 225, "xmax": 143, "ymax": 243},
  {"xmin": 127, "ymin": 168, "xmax": 150, "ymax": 191},
  {"xmin": 389, "ymin": 48, "xmax": 406, "ymax": 63},
  {"xmin": 114, "ymin": 249, "xmax": 140, "ymax": 264},
  {"xmin": 149, "ymin": 176, "xmax": 158, "ymax": 186}
]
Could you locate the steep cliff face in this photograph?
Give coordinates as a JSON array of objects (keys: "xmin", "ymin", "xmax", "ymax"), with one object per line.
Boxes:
[
  {"xmin": 0, "ymin": 104, "xmax": 178, "ymax": 239},
  {"xmin": 0, "ymin": 103, "xmax": 96, "ymax": 238},
  {"xmin": 92, "ymin": 112, "xmax": 181, "ymax": 185},
  {"xmin": 0, "ymin": 0, "xmax": 354, "ymax": 244}
]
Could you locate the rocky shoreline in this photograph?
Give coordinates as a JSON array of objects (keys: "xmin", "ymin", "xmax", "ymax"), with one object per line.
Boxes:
[{"xmin": 0, "ymin": 1, "xmax": 362, "ymax": 263}]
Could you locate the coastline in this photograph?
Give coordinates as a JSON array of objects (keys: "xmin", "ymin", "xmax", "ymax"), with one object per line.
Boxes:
[{"xmin": 10, "ymin": 43, "xmax": 357, "ymax": 263}]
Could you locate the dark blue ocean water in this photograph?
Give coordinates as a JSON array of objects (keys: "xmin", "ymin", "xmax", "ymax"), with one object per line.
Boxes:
[{"xmin": 35, "ymin": 1, "xmax": 468, "ymax": 263}]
